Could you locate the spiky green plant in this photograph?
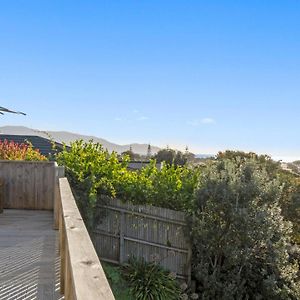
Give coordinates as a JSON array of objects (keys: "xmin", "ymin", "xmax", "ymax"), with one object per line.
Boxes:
[{"xmin": 122, "ymin": 257, "xmax": 181, "ymax": 300}]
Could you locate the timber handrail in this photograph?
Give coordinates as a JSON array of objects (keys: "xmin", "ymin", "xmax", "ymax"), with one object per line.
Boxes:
[{"xmin": 58, "ymin": 177, "xmax": 115, "ymax": 300}]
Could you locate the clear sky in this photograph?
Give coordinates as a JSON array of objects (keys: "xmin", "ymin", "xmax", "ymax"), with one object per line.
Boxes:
[{"xmin": 0, "ymin": 1, "xmax": 299, "ymax": 161}]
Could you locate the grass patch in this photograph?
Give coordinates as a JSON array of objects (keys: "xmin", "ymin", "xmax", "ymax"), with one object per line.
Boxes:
[{"xmin": 102, "ymin": 262, "xmax": 133, "ymax": 300}]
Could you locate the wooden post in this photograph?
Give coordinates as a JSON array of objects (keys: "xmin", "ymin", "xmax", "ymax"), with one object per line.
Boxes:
[
  {"xmin": 53, "ymin": 165, "xmax": 65, "ymax": 229},
  {"xmin": 60, "ymin": 207, "xmax": 65, "ymax": 294},
  {"xmin": 119, "ymin": 212, "xmax": 125, "ymax": 264},
  {"xmin": 53, "ymin": 181, "xmax": 59, "ymax": 229},
  {"xmin": 187, "ymin": 244, "xmax": 192, "ymax": 285}
]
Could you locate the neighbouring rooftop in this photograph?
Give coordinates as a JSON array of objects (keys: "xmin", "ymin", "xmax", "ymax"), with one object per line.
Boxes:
[{"xmin": 0, "ymin": 135, "xmax": 64, "ymax": 157}]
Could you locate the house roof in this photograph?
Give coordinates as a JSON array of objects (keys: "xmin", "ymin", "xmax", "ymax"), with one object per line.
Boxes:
[{"xmin": 0, "ymin": 134, "xmax": 64, "ymax": 157}]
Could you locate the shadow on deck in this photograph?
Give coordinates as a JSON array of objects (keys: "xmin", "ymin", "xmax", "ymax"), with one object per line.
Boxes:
[{"xmin": 0, "ymin": 210, "xmax": 64, "ymax": 300}]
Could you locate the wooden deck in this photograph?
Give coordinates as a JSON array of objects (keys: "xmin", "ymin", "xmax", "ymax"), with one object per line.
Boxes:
[{"xmin": 0, "ymin": 209, "xmax": 63, "ymax": 300}]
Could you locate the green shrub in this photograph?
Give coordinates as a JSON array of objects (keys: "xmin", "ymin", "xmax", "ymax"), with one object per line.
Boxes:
[
  {"xmin": 217, "ymin": 151, "xmax": 300, "ymax": 244},
  {"xmin": 116, "ymin": 161, "xmax": 200, "ymax": 211},
  {"xmin": 57, "ymin": 140, "xmax": 200, "ymax": 214},
  {"xmin": 189, "ymin": 158, "xmax": 300, "ymax": 299},
  {"xmin": 57, "ymin": 140, "xmax": 129, "ymax": 229},
  {"xmin": 122, "ymin": 257, "xmax": 181, "ymax": 300}
]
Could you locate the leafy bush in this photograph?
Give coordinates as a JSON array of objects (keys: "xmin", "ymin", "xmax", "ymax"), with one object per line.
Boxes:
[
  {"xmin": 189, "ymin": 158, "xmax": 300, "ymax": 299},
  {"xmin": 216, "ymin": 150, "xmax": 281, "ymax": 176},
  {"xmin": 56, "ymin": 140, "xmax": 129, "ymax": 228},
  {"xmin": 217, "ymin": 151, "xmax": 300, "ymax": 243},
  {"xmin": 122, "ymin": 257, "xmax": 181, "ymax": 300},
  {"xmin": 0, "ymin": 139, "xmax": 47, "ymax": 161},
  {"xmin": 278, "ymin": 171, "xmax": 300, "ymax": 244},
  {"xmin": 57, "ymin": 140, "xmax": 200, "ymax": 214},
  {"xmin": 116, "ymin": 161, "xmax": 200, "ymax": 211}
]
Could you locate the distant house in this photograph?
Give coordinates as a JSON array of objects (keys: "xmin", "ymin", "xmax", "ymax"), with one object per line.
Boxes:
[
  {"xmin": 127, "ymin": 161, "xmax": 162, "ymax": 171},
  {"xmin": 0, "ymin": 135, "xmax": 65, "ymax": 157}
]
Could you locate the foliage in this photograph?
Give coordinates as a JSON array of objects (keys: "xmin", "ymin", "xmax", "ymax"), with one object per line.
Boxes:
[
  {"xmin": 121, "ymin": 149, "xmax": 141, "ymax": 161},
  {"xmin": 286, "ymin": 163, "xmax": 300, "ymax": 175},
  {"xmin": 278, "ymin": 171, "xmax": 300, "ymax": 243},
  {"xmin": 122, "ymin": 257, "xmax": 181, "ymax": 300},
  {"xmin": 154, "ymin": 148, "xmax": 196, "ymax": 166},
  {"xmin": 102, "ymin": 263, "xmax": 133, "ymax": 300},
  {"xmin": 189, "ymin": 157, "xmax": 300, "ymax": 299},
  {"xmin": 56, "ymin": 140, "xmax": 129, "ymax": 228},
  {"xmin": 293, "ymin": 161, "xmax": 300, "ymax": 167},
  {"xmin": 0, "ymin": 139, "xmax": 47, "ymax": 161},
  {"xmin": 57, "ymin": 140, "xmax": 200, "ymax": 215},
  {"xmin": 217, "ymin": 151, "xmax": 300, "ymax": 243},
  {"xmin": 116, "ymin": 161, "xmax": 200, "ymax": 211},
  {"xmin": 217, "ymin": 150, "xmax": 281, "ymax": 175}
]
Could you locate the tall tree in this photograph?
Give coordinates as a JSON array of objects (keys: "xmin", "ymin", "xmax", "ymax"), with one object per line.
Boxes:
[{"xmin": 146, "ymin": 144, "xmax": 152, "ymax": 159}]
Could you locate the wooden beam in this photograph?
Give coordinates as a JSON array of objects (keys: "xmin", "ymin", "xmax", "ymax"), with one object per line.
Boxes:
[
  {"xmin": 98, "ymin": 204, "xmax": 187, "ymax": 226},
  {"xmin": 59, "ymin": 178, "xmax": 115, "ymax": 300},
  {"xmin": 53, "ymin": 165, "xmax": 65, "ymax": 229}
]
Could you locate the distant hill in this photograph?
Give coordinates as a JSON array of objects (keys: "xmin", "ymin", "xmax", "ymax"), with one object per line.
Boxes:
[{"xmin": 0, "ymin": 126, "xmax": 161, "ymax": 155}]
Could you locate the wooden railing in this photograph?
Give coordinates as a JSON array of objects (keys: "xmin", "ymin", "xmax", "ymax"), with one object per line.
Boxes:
[
  {"xmin": 58, "ymin": 177, "xmax": 115, "ymax": 300},
  {"xmin": 0, "ymin": 161, "xmax": 114, "ymax": 299}
]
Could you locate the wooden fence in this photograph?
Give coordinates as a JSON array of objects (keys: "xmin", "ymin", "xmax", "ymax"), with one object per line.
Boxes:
[
  {"xmin": 0, "ymin": 161, "xmax": 56, "ymax": 210},
  {"xmin": 93, "ymin": 197, "xmax": 191, "ymax": 281}
]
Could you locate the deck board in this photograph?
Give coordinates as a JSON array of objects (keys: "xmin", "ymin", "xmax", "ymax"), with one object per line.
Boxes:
[{"xmin": 0, "ymin": 210, "xmax": 63, "ymax": 300}]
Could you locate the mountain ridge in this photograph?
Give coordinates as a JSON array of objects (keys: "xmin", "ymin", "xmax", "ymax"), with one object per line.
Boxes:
[{"xmin": 0, "ymin": 126, "xmax": 161, "ymax": 155}]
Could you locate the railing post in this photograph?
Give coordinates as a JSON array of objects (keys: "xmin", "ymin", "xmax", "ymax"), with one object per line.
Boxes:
[
  {"xmin": 53, "ymin": 180, "xmax": 59, "ymax": 229},
  {"xmin": 54, "ymin": 164, "xmax": 65, "ymax": 229},
  {"xmin": 60, "ymin": 206, "xmax": 65, "ymax": 294}
]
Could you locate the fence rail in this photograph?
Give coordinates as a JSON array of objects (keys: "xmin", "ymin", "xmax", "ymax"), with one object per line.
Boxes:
[{"xmin": 94, "ymin": 197, "xmax": 191, "ymax": 281}]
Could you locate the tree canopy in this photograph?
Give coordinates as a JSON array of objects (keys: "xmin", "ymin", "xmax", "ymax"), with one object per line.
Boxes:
[{"xmin": 154, "ymin": 148, "xmax": 196, "ymax": 166}]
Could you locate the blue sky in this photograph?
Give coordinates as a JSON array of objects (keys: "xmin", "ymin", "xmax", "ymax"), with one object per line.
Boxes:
[{"xmin": 0, "ymin": 1, "xmax": 299, "ymax": 160}]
